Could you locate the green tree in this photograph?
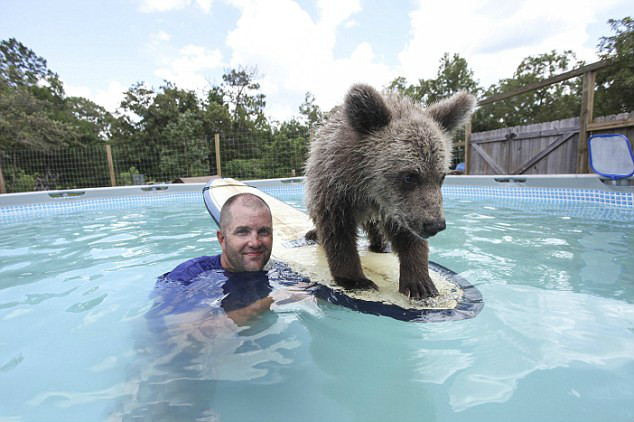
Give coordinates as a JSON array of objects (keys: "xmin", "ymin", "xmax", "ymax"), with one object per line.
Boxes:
[
  {"xmin": 221, "ymin": 66, "xmax": 267, "ymax": 130},
  {"xmin": 218, "ymin": 67, "xmax": 271, "ymax": 163},
  {"xmin": 111, "ymin": 81, "xmax": 207, "ymax": 181},
  {"xmin": 65, "ymin": 96, "xmax": 114, "ymax": 145},
  {"xmin": 474, "ymin": 50, "xmax": 583, "ymax": 131},
  {"xmin": 0, "ymin": 38, "xmax": 77, "ymax": 151},
  {"xmin": 388, "ymin": 53, "xmax": 481, "ymax": 105},
  {"xmin": 298, "ymin": 92, "xmax": 323, "ymax": 129},
  {"xmin": 594, "ymin": 17, "xmax": 634, "ymax": 116}
]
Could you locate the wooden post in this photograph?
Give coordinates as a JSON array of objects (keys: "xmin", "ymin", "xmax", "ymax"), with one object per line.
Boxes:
[
  {"xmin": 0, "ymin": 160, "xmax": 6, "ymax": 194},
  {"xmin": 105, "ymin": 144, "xmax": 117, "ymax": 187},
  {"xmin": 464, "ymin": 121, "xmax": 472, "ymax": 175},
  {"xmin": 577, "ymin": 70, "xmax": 596, "ymax": 174},
  {"xmin": 214, "ymin": 133, "xmax": 222, "ymax": 178}
]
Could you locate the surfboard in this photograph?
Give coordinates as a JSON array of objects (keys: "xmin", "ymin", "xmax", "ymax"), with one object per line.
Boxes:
[{"xmin": 203, "ymin": 178, "xmax": 483, "ymax": 322}]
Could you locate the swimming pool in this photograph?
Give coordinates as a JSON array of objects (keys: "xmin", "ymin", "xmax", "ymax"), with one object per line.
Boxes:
[{"xmin": 0, "ymin": 177, "xmax": 633, "ymax": 421}]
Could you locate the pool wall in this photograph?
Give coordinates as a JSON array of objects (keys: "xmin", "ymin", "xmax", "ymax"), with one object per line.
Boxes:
[{"xmin": 0, "ymin": 175, "xmax": 632, "ymax": 223}]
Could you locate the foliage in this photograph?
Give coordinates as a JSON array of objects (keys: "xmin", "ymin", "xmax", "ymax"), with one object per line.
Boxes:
[
  {"xmin": 388, "ymin": 53, "xmax": 481, "ymax": 105},
  {"xmin": 117, "ymin": 166, "xmax": 141, "ymax": 186},
  {"xmin": 9, "ymin": 169, "xmax": 37, "ymax": 192},
  {"xmin": 474, "ymin": 50, "xmax": 584, "ymax": 131},
  {"xmin": 223, "ymin": 159, "xmax": 269, "ymax": 179},
  {"xmin": 299, "ymin": 92, "xmax": 324, "ymax": 129},
  {"xmin": 594, "ymin": 17, "xmax": 634, "ymax": 116},
  {"xmin": 0, "ymin": 38, "xmax": 112, "ymax": 152},
  {"xmin": 221, "ymin": 66, "xmax": 268, "ymax": 131}
]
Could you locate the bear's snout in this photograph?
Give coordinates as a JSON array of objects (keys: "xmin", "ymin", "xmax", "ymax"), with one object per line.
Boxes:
[{"xmin": 422, "ymin": 219, "xmax": 446, "ymax": 237}]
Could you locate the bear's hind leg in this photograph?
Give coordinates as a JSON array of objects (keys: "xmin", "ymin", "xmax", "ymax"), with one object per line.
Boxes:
[
  {"xmin": 363, "ymin": 221, "xmax": 390, "ymax": 253},
  {"xmin": 305, "ymin": 229, "xmax": 318, "ymax": 242},
  {"xmin": 320, "ymin": 219, "xmax": 378, "ymax": 291}
]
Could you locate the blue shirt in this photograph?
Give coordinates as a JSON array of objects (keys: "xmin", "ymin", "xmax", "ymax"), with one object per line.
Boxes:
[
  {"xmin": 154, "ymin": 254, "xmax": 274, "ymax": 315},
  {"xmin": 163, "ymin": 254, "xmax": 223, "ymax": 284}
]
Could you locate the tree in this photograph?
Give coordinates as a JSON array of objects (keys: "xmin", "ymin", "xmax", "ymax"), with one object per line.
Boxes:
[
  {"xmin": 111, "ymin": 82, "xmax": 207, "ymax": 181},
  {"xmin": 221, "ymin": 66, "xmax": 267, "ymax": 130},
  {"xmin": 0, "ymin": 38, "xmax": 76, "ymax": 151},
  {"xmin": 594, "ymin": 17, "xmax": 634, "ymax": 116},
  {"xmin": 1, "ymin": 38, "xmax": 116, "ymax": 153},
  {"xmin": 388, "ymin": 53, "xmax": 481, "ymax": 105},
  {"xmin": 473, "ymin": 50, "xmax": 584, "ymax": 131},
  {"xmin": 0, "ymin": 37, "xmax": 61, "ymax": 94},
  {"xmin": 298, "ymin": 92, "xmax": 324, "ymax": 129},
  {"xmin": 65, "ymin": 96, "xmax": 114, "ymax": 145}
]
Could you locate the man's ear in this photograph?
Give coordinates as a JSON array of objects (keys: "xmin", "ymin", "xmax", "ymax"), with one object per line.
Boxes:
[{"xmin": 217, "ymin": 230, "xmax": 225, "ymax": 249}]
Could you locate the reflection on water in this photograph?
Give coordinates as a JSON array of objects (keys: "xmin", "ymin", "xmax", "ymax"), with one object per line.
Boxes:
[
  {"xmin": 409, "ymin": 284, "xmax": 634, "ymax": 413},
  {"xmin": 110, "ymin": 263, "xmax": 318, "ymax": 422}
]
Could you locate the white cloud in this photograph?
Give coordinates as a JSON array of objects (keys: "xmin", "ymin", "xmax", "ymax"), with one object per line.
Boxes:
[
  {"xmin": 150, "ymin": 30, "xmax": 172, "ymax": 44},
  {"xmin": 139, "ymin": 0, "xmax": 212, "ymax": 13},
  {"xmin": 224, "ymin": 0, "xmax": 395, "ymax": 120},
  {"xmin": 65, "ymin": 81, "xmax": 127, "ymax": 113},
  {"xmin": 154, "ymin": 44, "xmax": 223, "ymax": 91},
  {"xmin": 65, "ymin": 84, "xmax": 92, "ymax": 100},
  {"xmin": 95, "ymin": 81, "xmax": 127, "ymax": 112},
  {"xmin": 195, "ymin": 0, "xmax": 213, "ymax": 13},
  {"xmin": 398, "ymin": 0, "xmax": 622, "ymax": 90}
]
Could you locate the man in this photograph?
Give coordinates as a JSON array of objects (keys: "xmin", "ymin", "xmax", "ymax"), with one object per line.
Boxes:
[
  {"xmin": 123, "ymin": 194, "xmax": 277, "ymax": 421},
  {"xmin": 165, "ymin": 192, "xmax": 274, "ymax": 282}
]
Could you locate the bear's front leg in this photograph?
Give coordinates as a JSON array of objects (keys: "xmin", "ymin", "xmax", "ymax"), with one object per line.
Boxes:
[
  {"xmin": 390, "ymin": 230, "xmax": 439, "ymax": 300},
  {"xmin": 319, "ymin": 217, "xmax": 378, "ymax": 291}
]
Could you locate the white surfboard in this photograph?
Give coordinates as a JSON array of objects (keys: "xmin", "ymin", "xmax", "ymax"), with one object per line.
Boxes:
[{"xmin": 203, "ymin": 178, "xmax": 483, "ymax": 321}]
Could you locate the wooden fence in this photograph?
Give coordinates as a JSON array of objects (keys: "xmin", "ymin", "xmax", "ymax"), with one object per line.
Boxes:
[
  {"xmin": 467, "ymin": 112, "xmax": 634, "ymax": 175},
  {"xmin": 462, "ymin": 59, "xmax": 634, "ymax": 175}
]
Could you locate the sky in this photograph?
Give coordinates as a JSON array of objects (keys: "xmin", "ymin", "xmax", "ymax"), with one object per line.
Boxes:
[{"xmin": 1, "ymin": 0, "xmax": 631, "ymax": 123}]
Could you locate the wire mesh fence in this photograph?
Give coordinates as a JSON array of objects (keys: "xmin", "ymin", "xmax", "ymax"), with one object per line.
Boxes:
[
  {"xmin": 0, "ymin": 130, "xmax": 311, "ymax": 193},
  {"xmin": 0, "ymin": 128, "xmax": 466, "ymax": 193}
]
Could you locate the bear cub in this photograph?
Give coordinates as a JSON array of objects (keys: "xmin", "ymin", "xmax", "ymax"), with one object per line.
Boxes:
[{"xmin": 304, "ymin": 84, "xmax": 475, "ymax": 300}]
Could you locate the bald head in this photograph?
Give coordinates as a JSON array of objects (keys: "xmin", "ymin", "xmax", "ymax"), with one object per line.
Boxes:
[{"xmin": 219, "ymin": 193, "xmax": 272, "ymax": 233}]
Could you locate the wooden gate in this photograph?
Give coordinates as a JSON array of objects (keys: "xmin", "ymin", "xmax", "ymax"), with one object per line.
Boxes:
[
  {"xmin": 469, "ymin": 118, "xmax": 580, "ymax": 175},
  {"xmin": 467, "ymin": 112, "xmax": 634, "ymax": 175}
]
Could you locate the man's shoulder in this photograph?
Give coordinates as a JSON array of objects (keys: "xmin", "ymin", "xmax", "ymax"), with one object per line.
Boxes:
[{"xmin": 164, "ymin": 254, "xmax": 223, "ymax": 283}]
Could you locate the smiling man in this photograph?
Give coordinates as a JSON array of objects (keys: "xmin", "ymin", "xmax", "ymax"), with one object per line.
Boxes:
[
  {"xmin": 164, "ymin": 193, "xmax": 273, "ymax": 282},
  {"xmin": 217, "ymin": 193, "xmax": 273, "ymax": 272}
]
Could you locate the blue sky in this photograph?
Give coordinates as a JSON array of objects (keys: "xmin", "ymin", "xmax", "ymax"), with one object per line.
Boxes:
[{"xmin": 1, "ymin": 0, "xmax": 631, "ymax": 122}]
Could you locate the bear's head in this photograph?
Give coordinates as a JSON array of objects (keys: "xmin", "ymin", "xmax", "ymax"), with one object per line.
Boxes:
[{"xmin": 343, "ymin": 84, "xmax": 475, "ymax": 240}]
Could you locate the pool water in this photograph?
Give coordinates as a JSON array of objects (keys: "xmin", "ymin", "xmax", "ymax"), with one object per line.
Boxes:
[{"xmin": 0, "ymin": 192, "xmax": 633, "ymax": 422}]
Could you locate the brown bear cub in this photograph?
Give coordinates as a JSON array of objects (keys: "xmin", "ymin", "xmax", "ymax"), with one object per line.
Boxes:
[{"xmin": 304, "ymin": 84, "xmax": 475, "ymax": 300}]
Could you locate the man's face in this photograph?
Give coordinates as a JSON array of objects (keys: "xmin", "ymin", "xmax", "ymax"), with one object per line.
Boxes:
[{"xmin": 218, "ymin": 201, "xmax": 273, "ymax": 272}]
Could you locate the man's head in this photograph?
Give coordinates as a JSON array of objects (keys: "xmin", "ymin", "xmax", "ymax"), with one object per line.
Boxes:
[{"xmin": 217, "ymin": 193, "xmax": 273, "ymax": 272}]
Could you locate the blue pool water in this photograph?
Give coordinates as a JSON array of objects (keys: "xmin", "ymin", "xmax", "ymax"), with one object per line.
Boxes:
[{"xmin": 0, "ymin": 190, "xmax": 633, "ymax": 421}]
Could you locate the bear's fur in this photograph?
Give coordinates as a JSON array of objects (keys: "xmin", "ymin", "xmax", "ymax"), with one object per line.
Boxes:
[{"xmin": 304, "ymin": 84, "xmax": 475, "ymax": 299}]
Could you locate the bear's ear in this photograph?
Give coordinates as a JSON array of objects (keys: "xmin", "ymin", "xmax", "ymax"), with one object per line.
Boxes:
[
  {"xmin": 344, "ymin": 84, "xmax": 392, "ymax": 135},
  {"xmin": 426, "ymin": 91, "xmax": 476, "ymax": 133}
]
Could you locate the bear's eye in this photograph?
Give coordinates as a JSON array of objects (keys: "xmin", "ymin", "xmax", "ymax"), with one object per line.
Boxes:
[{"xmin": 400, "ymin": 172, "xmax": 420, "ymax": 190}]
